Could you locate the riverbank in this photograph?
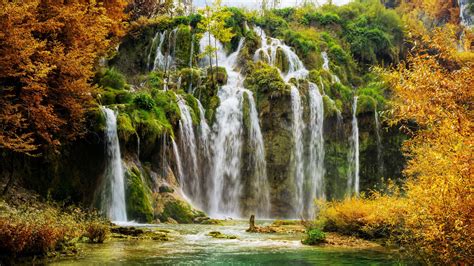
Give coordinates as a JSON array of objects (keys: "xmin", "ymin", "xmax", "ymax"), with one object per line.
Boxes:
[
  {"xmin": 52, "ymin": 221, "xmax": 400, "ymax": 265},
  {"xmin": 0, "ymin": 185, "xmax": 401, "ymax": 264}
]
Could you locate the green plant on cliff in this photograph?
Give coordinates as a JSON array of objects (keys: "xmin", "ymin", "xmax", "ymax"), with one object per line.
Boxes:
[{"xmin": 125, "ymin": 167, "xmax": 154, "ymax": 223}]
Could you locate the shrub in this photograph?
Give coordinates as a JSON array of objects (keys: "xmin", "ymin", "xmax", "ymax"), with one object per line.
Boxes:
[
  {"xmin": 302, "ymin": 228, "xmax": 326, "ymax": 245},
  {"xmin": 0, "ymin": 200, "xmax": 108, "ymax": 258},
  {"xmin": 99, "ymin": 68, "xmax": 126, "ymax": 90},
  {"xmin": 85, "ymin": 222, "xmax": 109, "ymax": 243},
  {"xmin": 317, "ymin": 189, "xmax": 406, "ymax": 239},
  {"xmin": 133, "ymin": 93, "xmax": 156, "ymax": 111}
]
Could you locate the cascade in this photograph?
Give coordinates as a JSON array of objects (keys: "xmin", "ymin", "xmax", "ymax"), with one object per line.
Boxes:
[
  {"xmin": 147, "ymin": 31, "xmax": 161, "ymax": 70},
  {"xmin": 307, "ymin": 82, "xmax": 325, "ymax": 217},
  {"xmin": 152, "ymin": 31, "xmax": 168, "ymax": 71},
  {"xmin": 204, "ymin": 35, "xmax": 245, "ymax": 217},
  {"xmin": 321, "ymin": 51, "xmax": 341, "ymax": 83},
  {"xmin": 347, "ymin": 96, "xmax": 360, "ymax": 196},
  {"xmin": 197, "ymin": 100, "xmax": 211, "ymax": 159},
  {"xmin": 101, "ymin": 107, "xmax": 127, "ymax": 222},
  {"xmin": 254, "ymin": 26, "xmax": 325, "ymax": 217},
  {"xmin": 176, "ymin": 96, "xmax": 201, "ymax": 205},
  {"xmin": 244, "ymin": 90, "xmax": 271, "ymax": 217},
  {"xmin": 374, "ymin": 108, "xmax": 384, "ymax": 177},
  {"xmin": 254, "ymin": 27, "xmax": 308, "ymax": 81},
  {"xmin": 200, "ymin": 34, "xmax": 270, "ymax": 217},
  {"xmin": 290, "ymin": 86, "xmax": 305, "ymax": 217},
  {"xmin": 171, "ymin": 138, "xmax": 185, "ymax": 191},
  {"xmin": 459, "ymin": 0, "xmax": 474, "ymax": 26}
]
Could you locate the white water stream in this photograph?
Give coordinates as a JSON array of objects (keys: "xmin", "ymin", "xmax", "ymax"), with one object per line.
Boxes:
[{"xmin": 101, "ymin": 107, "xmax": 127, "ymax": 222}]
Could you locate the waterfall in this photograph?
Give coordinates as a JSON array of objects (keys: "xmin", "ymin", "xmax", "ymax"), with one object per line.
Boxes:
[
  {"xmin": 374, "ymin": 108, "xmax": 384, "ymax": 177},
  {"xmin": 202, "ymin": 35, "xmax": 244, "ymax": 217},
  {"xmin": 147, "ymin": 31, "xmax": 160, "ymax": 70},
  {"xmin": 290, "ymin": 86, "xmax": 305, "ymax": 217},
  {"xmin": 347, "ymin": 96, "xmax": 360, "ymax": 196},
  {"xmin": 321, "ymin": 51, "xmax": 340, "ymax": 83},
  {"xmin": 255, "ymin": 26, "xmax": 327, "ymax": 217},
  {"xmin": 197, "ymin": 100, "xmax": 211, "ymax": 159},
  {"xmin": 152, "ymin": 31, "xmax": 168, "ymax": 71},
  {"xmin": 101, "ymin": 107, "xmax": 127, "ymax": 222},
  {"xmin": 176, "ymin": 96, "xmax": 200, "ymax": 205},
  {"xmin": 199, "ymin": 33, "xmax": 270, "ymax": 217},
  {"xmin": 459, "ymin": 0, "xmax": 474, "ymax": 26},
  {"xmin": 321, "ymin": 51, "xmax": 330, "ymax": 71},
  {"xmin": 307, "ymin": 82, "xmax": 325, "ymax": 217},
  {"xmin": 254, "ymin": 26, "xmax": 308, "ymax": 81},
  {"xmin": 244, "ymin": 90, "xmax": 271, "ymax": 217},
  {"xmin": 171, "ymin": 138, "xmax": 185, "ymax": 189}
]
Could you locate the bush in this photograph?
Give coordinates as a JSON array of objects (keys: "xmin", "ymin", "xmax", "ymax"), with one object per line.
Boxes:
[
  {"xmin": 0, "ymin": 200, "xmax": 108, "ymax": 258},
  {"xmin": 302, "ymin": 228, "xmax": 326, "ymax": 245},
  {"xmin": 99, "ymin": 68, "xmax": 126, "ymax": 90},
  {"xmin": 133, "ymin": 93, "xmax": 156, "ymax": 111},
  {"xmin": 85, "ymin": 222, "xmax": 109, "ymax": 243},
  {"xmin": 317, "ymin": 189, "xmax": 406, "ymax": 239}
]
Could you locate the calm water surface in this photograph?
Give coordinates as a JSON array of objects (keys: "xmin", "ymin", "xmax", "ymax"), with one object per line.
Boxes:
[{"xmin": 53, "ymin": 220, "xmax": 401, "ymax": 265}]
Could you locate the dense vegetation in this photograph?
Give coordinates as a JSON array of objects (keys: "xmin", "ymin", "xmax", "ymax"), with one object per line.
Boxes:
[{"xmin": 0, "ymin": 0, "xmax": 472, "ymax": 264}]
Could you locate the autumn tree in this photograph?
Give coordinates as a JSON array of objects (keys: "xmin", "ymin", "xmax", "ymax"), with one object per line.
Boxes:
[
  {"xmin": 0, "ymin": 0, "xmax": 126, "ymax": 156},
  {"xmin": 384, "ymin": 26, "xmax": 473, "ymax": 264}
]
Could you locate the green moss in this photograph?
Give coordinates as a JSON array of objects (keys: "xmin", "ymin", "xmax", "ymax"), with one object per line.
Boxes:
[
  {"xmin": 183, "ymin": 93, "xmax": 200, "ymax": 125},
  {"xmin": 244, "ymin": 61, "xmax": 289, "ymax": 95},
  {"xmin": 356, "ymin": 95, "xmax": 377, "ymax": 115},
  {"xmin": 154, "ymin": 90, "xmax": 180, "ymax": 127},
  {"xmin": 207, "ymin": 67, "xmax": 228, "ymax": 85},
  {"xmin": 174, "ymin": 25, "xmax": 193, "ymax": 69},
  {"xmin": 322, "ymin": 95, "xmax": 339, "ymax": 118},
  {"xmin": 148, "ymin": 71, "xmax": 163, "ymax": 89},
  {"xmin": 179, "ymin": 68, "xmax": 201, "ymax": 91},
  {"xmin": 116, "ymin": 91, "xmax": 133, "ymax": 104},
  {"xmin": 99, "ymin": 68, "xmax": 126, "ymax": 90},
  {"xmin": 134, "ymin": 93, "xmax": 156, "ymax": 111},
  {"xmin": 126, "ymin": 166, "xmax": 154, "ymax": 223},
  {"xmin": 87, "ymin": 107, "xmax": 107, "ymax": 132},
  {"xmin": 207, "ymin": 231, "xmax": 237, "ymax": 239},
  {"xmin": 117, "ymin": 113, "xmax": 136, "ymax": 142},
  {"xmin": 158, "ymin": 200, "xmax": 204, "ymax": 224},
  {"xmin": 274, "ymin": 47, "xmax": 289, "ymax": 73},
  {"xmin": 101, "ymin": 90, "xmax": 117, "ymax": 105}
]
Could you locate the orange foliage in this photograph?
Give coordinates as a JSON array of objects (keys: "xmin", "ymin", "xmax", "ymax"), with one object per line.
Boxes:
[
  {"xmin": 0, "ymin": 0, "xmax": 127, "ymax": 154},
  {"xmin": 383, "ymin": 25, "xmax": 474, "ymax": 263},
  {"xmin": 398, "ymin": 0, "xmax": 461, "ymax": 25}
]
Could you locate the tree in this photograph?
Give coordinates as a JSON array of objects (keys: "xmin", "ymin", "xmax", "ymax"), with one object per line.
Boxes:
[
  {"xmin": 0, "ymin": 0, "xmax": 126, "ymax": 153},
  {"xmin": 197, "ymin": 0, "xmax": 235, "ymax": 86},
  {"xmin": 384, "ymin": 26, "xmax": 473, "ymax": 264}
]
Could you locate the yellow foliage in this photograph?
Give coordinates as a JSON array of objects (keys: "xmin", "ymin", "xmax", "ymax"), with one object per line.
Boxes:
[{"xmin": 317, "ymin": 187, "xmax": 407, "ymax": 240}]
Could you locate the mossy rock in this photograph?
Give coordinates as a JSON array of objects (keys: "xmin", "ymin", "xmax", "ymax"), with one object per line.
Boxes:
[
  {"xmin": 207, "ymin": 231, "xmax": 237, "ymax": 239},
  {"xmin": 322, "ymin": 95, "xmax": 340, "ymax": 118},
  {"xmin": 244, "ymin": 61, "xmax": 289, "ymax": 96},
  {"xmin": 179, "ymin": 68, "xmax": 201, "ymax": 91},
  {"xmin": 87, "ymin": 107, "xmax": 107, "ymax": 133},
  {"xmin": 158, "ymin": 200, "xmax": 205, "ymax": 224},
  {"xmin": 125, "ymin": 166, "xmax": 154, "ymax": 223},
  {"xmin": 274, "ymin": 47, "xmax": 289, "ymax": 73},
  {"xmin": 207, "ymin": 66, "xmax": 228, "ymax": 85},
  {"xmin": 117, "ymin": 112, "xmax": 136, "ymax": 143}
]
